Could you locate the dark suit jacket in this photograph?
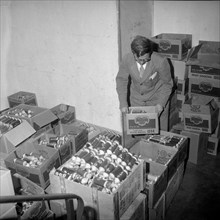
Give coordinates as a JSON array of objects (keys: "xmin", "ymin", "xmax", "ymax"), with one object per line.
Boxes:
[{"xmin": 116, "ymin": 52, "xmax": 173, "ymax": 110}]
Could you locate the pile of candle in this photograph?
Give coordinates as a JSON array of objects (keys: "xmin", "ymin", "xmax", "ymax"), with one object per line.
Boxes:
[{"xmin": 54, "ymin": 132, "xmax": 140, "ymax": 194}]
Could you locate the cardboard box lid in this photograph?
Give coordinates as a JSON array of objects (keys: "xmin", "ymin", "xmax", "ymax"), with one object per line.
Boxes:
[
  {"xmin": 186, "ymin": 42, "xmax": 220, "ymax": 68},
  {"xmin": 3, "ymin": 120, "xmax": 36, "ymax": 146},
  {"xmin": 32, "ymin": 109, "xmax": 58, "ymax": 129}
]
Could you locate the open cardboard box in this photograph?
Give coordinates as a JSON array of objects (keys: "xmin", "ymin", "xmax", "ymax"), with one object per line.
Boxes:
[
  {"xmin": 182, "ymin": 96, "xmax": 219, "ymax": 133},
  {"xmin": 186, "ymin": 41, "xmax": 220, "ymax": 80},
  {"xmin": 4, "ymin": 104, "xmax": 58, "ymax": 131},
  {"xmin": 49, "ymin": 158, "xmax": 144, "ymax": 220},
  {"xmin": 4, "ymin": 142, "xmax": 61, "ymax": 189},
  {"xmin": 126, "ymin": 106, "xmax": 159, "ymax": 135},
  {"xmin": 50, "ymin": 103, "xmax": 76, "ymax": 124}
]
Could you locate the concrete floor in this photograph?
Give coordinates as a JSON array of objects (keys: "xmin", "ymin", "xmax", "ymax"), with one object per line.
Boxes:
[{"xmin": 165, "ymin": 152, "xmax": 220, "ymax": 220}]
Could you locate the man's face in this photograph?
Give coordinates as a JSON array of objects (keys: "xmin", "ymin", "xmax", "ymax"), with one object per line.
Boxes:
[{"xmin": 134, "ymin": 53, "xmax": 151, "ymax": 65}]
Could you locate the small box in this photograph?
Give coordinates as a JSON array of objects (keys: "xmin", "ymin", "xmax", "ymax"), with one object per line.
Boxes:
[
  {"xmin": 13, "ymin": 173, "xmax": 50, "ymax": 220},
  {"xmin": 7, "ymin": 91, "xmax": 38, "ymax": 108},
  {"xmin": 171, "ymin": 59, "xmax": 189, "ymax": 80},
  {"xmin": 151, "ymin": 33, "xmax": 192, "ymax": 60},
  {"xmin": 4, "ymin": 142, "xmax": 61, "ymax": 189},
  {"xmin": 207, "ymin": 136, "xmax": 220, "ymax": 156},
  {"xmin": 0, "ymin": 120, "xmax": 36, "ymax": 154},
  {"xmin": 50, "ymin": 104, "xmax": 76, "ymax": 124},
  {"xmin": 181, "ymin": 130, "xmax": 208, "ymax": 165},
  {"xmin": 49, "ymin": 159, "xmax": 144, "ymax": 220},
  {"xmin": 4, "ymin": 104, "xmax": 58, "ymax": 131},
  {"xmin": 188, "ymin": 77, "xmax": 220, "ymax": 99},
  {"xmin": 120, "ymin": 193, "xmax": 146, "ymax": 220},
  {"xmin": 149, "ymin": 193, "xmax": 165, "ymax": 220},
  {"xmin": 0, "ymin": 167, "xmax": 15, "ymax": 216},
  {"xmin": 182, "ymin": 96, "xmax": 219, "ymax": 133},
  {"xmin": 126, "ymin": 106, "xmax": 159, "ymax": 135},
  {"xmin": 177, "ymin": 78, "xmax": 189, "ymax": 95}
]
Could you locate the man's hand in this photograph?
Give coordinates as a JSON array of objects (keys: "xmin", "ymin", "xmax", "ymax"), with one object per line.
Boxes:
[
  {"xmin": 121, "ymin": 107, "xmax": 128, "ymax": 113},
  {"xmin": 155, "ymin": 104, "xmax": 163, "ymax": 116}
]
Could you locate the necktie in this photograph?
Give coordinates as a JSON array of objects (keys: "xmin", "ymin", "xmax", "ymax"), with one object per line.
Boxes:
[{"xmin": 139, "ymin": 65, "xmax": 145, "ymax": 78}]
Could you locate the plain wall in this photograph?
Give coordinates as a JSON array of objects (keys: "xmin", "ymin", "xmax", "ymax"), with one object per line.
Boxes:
[
  {"xmin": 0, "ymin": 0, "xmax": 122, "ymax": 131},
  {"xmin": 1, "ymin": 1, "xmax": 220, "ymax": 132}
]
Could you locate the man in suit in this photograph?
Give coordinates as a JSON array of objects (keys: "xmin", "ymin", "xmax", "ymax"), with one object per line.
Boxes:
[{"xmin": 116, "ymin": 35, "xmax": 173, "ymax": 131}]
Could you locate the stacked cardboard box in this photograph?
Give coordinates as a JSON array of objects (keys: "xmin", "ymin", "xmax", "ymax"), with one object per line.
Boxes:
[
  {"xmin": 7, "ymin": 91, "xmax": 38, "ymax": 108},
  {"xmin": 129, "ymin": 131, "xmax": 189, "ymax": 220}
]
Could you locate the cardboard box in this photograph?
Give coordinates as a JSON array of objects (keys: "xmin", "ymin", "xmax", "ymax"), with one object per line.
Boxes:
[
  {"xmin": 188, "ymin": 77, "xmax": 220, "ymax": 99},
  {"xmin": 182, "ymin": 96, "xmax": 219, "ymax": 133},
  {"xmin": 52, "ymin": 123, "xmax": 88, "ymax": 155},
  {"xmin": 181, "ymin": 130, "xmax": 208, "ymax": 164},
  {"xmin": 13, "ymin": 173, "xmax": 50, "ymax": 220},
  {"xmin": 49, "ymin": 159, "xmax": 144, "ymax": 220},
  {"xmin": 129, "ymin": 138, "xmax": 178, "ymax": 184},
  {"xmin": 36, "ymin": 132, "xmax": 73, "ymax": 165},
  {"xmin": 4, "ymin": 142, "xmax": 61, "ymax": 189},
  {"xmin": 187, "ymin": 41, "xmax": 220, "ymax": 80},
  {"xmin": 4, "ymin": 104, "xmax": 58, "ymax": 131},
  {"xmin": 151, "ymin": 33, "xmax": 192, "ymax": 60},
  {"xmin": 149, "ymin": 193, "xmax": 165, "ymax": 220},
  {"xmin": 120, "ymin": 193, "xmax": 146, "ymax": 220},
  {"xmin": 177, "ymin": 78, "xmax": 189, "ymax": 95},
  {"xmin": 171, "ymin": 59, "xmax": 189, "ymax": 80},
  {"xmin": 0, "ymin": 166, "xmax": 15, "ymax": 216},
  {"xmin": 50, "ymin": 103, "xmax": 76, "ymax": 124},
  {"xmin": 126, "ymin": 106, "xmax": 159, "ymax": 135},
  {"xmin": 0, "ymin": 120, "xmax": 36, "ymax": 154},
  {"xmin": 7, "ymin": 91, "xmax": 38, "ymax": 108},
  {"xmin": 207, "ymin": 136, "xmax": 219, "ymax": 156}
]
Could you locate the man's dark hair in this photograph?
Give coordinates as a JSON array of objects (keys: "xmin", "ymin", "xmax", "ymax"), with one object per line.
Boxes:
[{"xmin": 131, "ymin": 35, "xmax": 153, "ymax": 57}]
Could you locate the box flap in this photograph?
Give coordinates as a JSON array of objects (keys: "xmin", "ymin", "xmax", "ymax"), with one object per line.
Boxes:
[
  {"xmin": 4, "ymin": 120, "xmax": 36, "ymax": 146},
  {"xmin": 186, "ymin": 43, "xmax": 220, "ymax": 68},
  {"xmin": 32, "ymin": 110, "xmax": 58, "ymax": 130}
]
